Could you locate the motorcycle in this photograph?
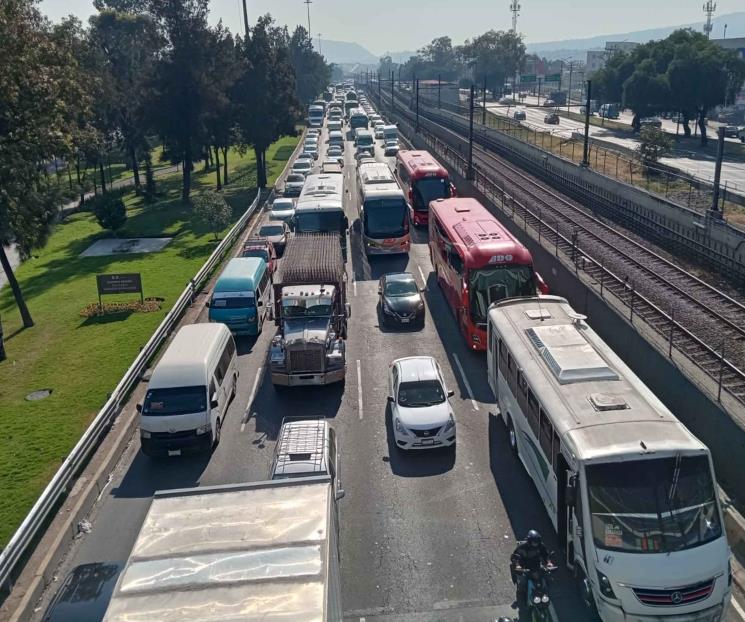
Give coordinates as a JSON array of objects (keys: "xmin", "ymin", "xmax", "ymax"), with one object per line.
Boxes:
[{"xmin": 515, "ymin": 562, "xmax": 556, "ymax": 622}]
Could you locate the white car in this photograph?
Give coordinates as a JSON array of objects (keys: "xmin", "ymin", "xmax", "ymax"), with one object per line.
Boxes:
[
  {"xmin": 374, "ymin": 126, "xmax": 385, "ymax": 139},
  {"xmin": 283, "ymin": 173, "xmax": 305, "ymax": 196},
  {"xmin": 306, "ymin": 128, "xmax": 321, "ymax": 138},
  {"xmin": 304, "ymin": 145, "xmax": 319, "ymax": 160},
  {"xmin": 388, "ymin": 356, "xmax": 456, "ymax": 450},
  {"xmin": 269, "ymin": 197, "xmax": 295, "ymax": 224},
  {"xmin": 383, "ymin": 140, "xmax": 400, "ymax": 156},
  {"xmin": 292, "ymin": 159, "xmax": 312, "ymax": 176}
]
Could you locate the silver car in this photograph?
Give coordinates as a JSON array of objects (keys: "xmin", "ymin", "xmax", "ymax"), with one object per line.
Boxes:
[
  {"xmin": 388, "ymin": 356, "xmax": 456, "ymax": 450},
  {"xmin": 269, "ymin": 197, "xmax": 295, "ymax": 225},
  {"xmin": 283, "ymin": 173, "xmax": 305, "ymax": 196}
]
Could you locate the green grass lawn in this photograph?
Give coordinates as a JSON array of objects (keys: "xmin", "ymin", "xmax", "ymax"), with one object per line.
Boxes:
[{"xmin": 0, "ymin": 134, "xmax": 297, "ymax": 546}]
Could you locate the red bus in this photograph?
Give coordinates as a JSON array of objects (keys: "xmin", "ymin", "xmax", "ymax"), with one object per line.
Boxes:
[
  {"xmin": 395, "ymin": 150, "xmax": 456, "ymax": 226},
  {"xmin": 429, "ymin": 197, "xmax": 548, "ymax": 351}
]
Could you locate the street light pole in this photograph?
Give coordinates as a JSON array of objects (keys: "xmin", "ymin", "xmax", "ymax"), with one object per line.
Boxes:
[
  {"xmin": 467, "ymin": 85, "xmax": 475, "ymax": 180},
  {"xmin": 438, "ymin": 73, "xmax": 441, "ymax": 109},
  {"xmin": 582, "ymin": 80, "xmax": 592, "ymax": 167},
  {"xmin": 567, "ymin": 62, "xmax": 573, "ymax": 113},
  {"xmin": 415, "ymin": 78, "xmax": 420, "ymax": 132},
  {"xmin": 483, "ymin": 76, "xmax": 487, "ymax": 125}
]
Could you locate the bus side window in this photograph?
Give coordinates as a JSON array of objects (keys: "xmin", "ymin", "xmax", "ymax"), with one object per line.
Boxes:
[
  {"xmin": 517, "ymin": 370, "xmax": 527, "ymax": 396},
  {"xmin": 551, "ymin": 429, "xmax": 561, "ymax": 472},
  {"xmin": 539, "ymin": 408, "xmax": 554, "ymax": 462},
  {"xmin": 527, "ymin": 389, "xmax": 540, "ymax": 437},
  {"xmin": 499, "ymin": 338, "xmax": 508, "ymax": 364},
  {"xmin": 448, "ymin": 249, "xmax": 463, "ymax": 274},
  {"xmin": 575, "ymin": 476, "xmax": 584, "ymax": 529}
]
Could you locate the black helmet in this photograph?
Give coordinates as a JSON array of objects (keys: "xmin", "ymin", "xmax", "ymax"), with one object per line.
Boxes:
[{"xmin": 526, "ymin": 529, "xmax": 542, "ymax": 545}]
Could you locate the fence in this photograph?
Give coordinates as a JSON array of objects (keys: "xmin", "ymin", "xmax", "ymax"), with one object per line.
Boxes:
[{"xmin": 0, "ymin": 190, "xmax": 261, "ymax": 592}]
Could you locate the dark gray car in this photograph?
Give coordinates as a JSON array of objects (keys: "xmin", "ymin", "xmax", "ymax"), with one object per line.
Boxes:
[{"xmin": 378, "ymin": 272, "xmax": 425, "ymax": 328}]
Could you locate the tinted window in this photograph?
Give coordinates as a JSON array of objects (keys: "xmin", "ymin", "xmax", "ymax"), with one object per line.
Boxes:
[{"xmin": 143, "ymin": 386, "xmax": 207, "ymax": 416}]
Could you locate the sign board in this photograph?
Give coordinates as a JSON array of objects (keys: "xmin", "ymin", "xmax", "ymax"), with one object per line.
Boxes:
[
  {"xmin": 96, "ymin": 273, "xmax": 143, "ymax": 306},
  {"xmin": 519, "ymin": 74, "xmax": 537, "ymax": 84},
  {"xmin": 544, "ymin": 73, "xmax": 561, "ymax": 82}
]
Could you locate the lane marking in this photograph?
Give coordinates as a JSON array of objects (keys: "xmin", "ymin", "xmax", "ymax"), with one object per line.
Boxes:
[
  {"xmin": 241, "ymin": 366, "xmax": 263, "ymax": 432},
  {"xmin": 453, "ymin": 353, "xmax": 479, "ymax": 411},
  {"xmin": 353, "ymin": 279, "xmax": 357, "ymax": 297},
  {"xmin": 418, "ymin": 265, "xmax": 427, "ymax": 289},
  {"xmin": 732, "ymin": 596, "xmax": 745, "ymax": 620},
  {"xmin": 356, "ymin": 359, "xmax": 364, "ymax": 420}
]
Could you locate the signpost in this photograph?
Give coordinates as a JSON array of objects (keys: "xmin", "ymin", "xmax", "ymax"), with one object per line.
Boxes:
[
  {"xmin": 96, "ymin": 273, "xmax": 144, "ymax": 309},
  {"xmin": 544, "ymin": 73, "xmax": 561, "ymax": 82}
]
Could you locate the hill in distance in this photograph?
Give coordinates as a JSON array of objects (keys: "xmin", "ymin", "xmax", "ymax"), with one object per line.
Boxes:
[{"xmin": 315, "ymin": 39, "xmax": 378, "ymax": 65}]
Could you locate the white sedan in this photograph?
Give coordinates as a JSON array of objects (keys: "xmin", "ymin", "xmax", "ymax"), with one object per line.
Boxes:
[{"xmin": 388, "ymin": 356, "xmax": 456, "ymax": 450}]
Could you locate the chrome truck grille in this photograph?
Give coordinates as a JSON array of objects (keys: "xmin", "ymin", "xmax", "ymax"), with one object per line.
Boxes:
[{"xmin": 288, "ymin": 347, "xmax": 325, "ymax": 373}]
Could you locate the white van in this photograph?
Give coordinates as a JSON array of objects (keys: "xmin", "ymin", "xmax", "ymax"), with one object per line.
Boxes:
[
  {"xmin": 270, "ymin": 417, "xmax": 345, "ymax": 500},
  {"xmin": 138, "ymin": 323, "xmax": 237, "ymax": 457}
]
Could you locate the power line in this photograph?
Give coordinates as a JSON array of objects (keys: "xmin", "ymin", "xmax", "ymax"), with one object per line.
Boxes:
[
  {"xmin": 510, "ymin": 0, "xmax": 521, "ymax": 33},
  {"xmin": 703, "ymin": 0, "xmax": 716, "ymax": 39}
]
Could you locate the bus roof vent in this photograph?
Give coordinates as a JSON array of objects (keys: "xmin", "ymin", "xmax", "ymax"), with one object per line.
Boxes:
[
  {"xmin": 454, "ymin": 204, "xmax": 471, "ymax": 213},
  {"xmin": 524, "ymin": 309, "xmax": 552, "ymax": 320},
  {"xmin": 588, "ymin": 393, "xmax": 628, "ymax": 412},
  {"xmin": 525, "ymin": 325, "xmax": 619, "ymax": 385}
]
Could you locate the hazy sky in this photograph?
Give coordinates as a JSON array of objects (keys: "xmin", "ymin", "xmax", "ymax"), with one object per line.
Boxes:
[{"xmin": 40, "ymin": 0, "xmax": 743, "ymax": 54}]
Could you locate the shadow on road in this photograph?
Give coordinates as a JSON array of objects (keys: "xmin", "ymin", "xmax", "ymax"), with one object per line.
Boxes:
[{"xmin": 111, "ymin": 448, "xmax": 210, "ymax": 499}]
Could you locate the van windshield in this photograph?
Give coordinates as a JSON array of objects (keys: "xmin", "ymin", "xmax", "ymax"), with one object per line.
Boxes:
[
  {"xmin": 211, "ymin": 295, "xmax": 255, "ymax": 309},
  {"xmin": 586, "ymin": 455, "xmax": 722, "ymax": 554},
  {"xmin": 143, "ymin": 386, "xmax": 207, "ymax": 416}
]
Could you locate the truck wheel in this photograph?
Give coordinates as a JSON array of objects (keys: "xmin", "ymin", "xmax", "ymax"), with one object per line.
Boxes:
[{"xmin": 508, "ymin": 417, "xmax": 518, "ymax": 458}]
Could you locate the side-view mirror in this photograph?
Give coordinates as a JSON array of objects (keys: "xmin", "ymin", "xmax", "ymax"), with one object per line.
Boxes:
[
  {"xmin": 387, "ymin": 395, "xmax": 394, "ymax": 402},
  {"xmin": 258, "ymin": 300, "xmax": 264, "ymax": 307},
  {"xmin": 378, "ymin": 288, "xmax": 383, "ymax": 295},
  {"xmin": 535, "ymin": 272, "xmax": 549, "ymax": 295},
  {"xmin": 345, "ymin": 302, "xmax": 352, "ymax": 318},
  {"xmin": 210, "ymin": 398, "xmax": 219, "ymax": 409},
  {"xmin": 420, "ymin": 287, "xmax": 426, "ymax": 293},
  {"xmin": 447, "ymin": 389, "xmax": 455, "ymax": 398},
  {"xmin": 335, "ymin": 488, "xmax": 346, "ymax": 501},
  {"xmin": 205, "ymin": 301, "xmax": 211, "ymax": 308},
  {"xmin": 136, "ymin": 403, "xmax": 142, "ymax": 413},
  {"xmin": 565, "ymin": 474, "xmax": 577, "ymax": 507}
]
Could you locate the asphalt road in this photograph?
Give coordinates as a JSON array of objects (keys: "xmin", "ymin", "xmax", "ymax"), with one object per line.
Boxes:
[
  {"xmin": 486, "ymin": 102, "xmax": 745, "ymax": 194},
  {"xmin": 30, "ymin": 108, "xmax": 745, "ymax": 622}
]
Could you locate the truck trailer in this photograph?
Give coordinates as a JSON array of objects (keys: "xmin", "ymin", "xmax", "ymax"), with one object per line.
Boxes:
[{"xmin": 103, "ymin": 476, "xmax": 343, "ymax": 622}]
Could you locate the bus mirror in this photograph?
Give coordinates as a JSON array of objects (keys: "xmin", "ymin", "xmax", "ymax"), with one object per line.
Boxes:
[
  {"xmin": 565, "ymin": 475, "xmax": 577, "ymax": 507},
  {"xmin": 258, "ymin": 300, "xmax": 263, "ymax": 307},
  {"xmin": 451, "ymin": 183, "xmax": 458, "ymax": 197},
  {"xmin": 408, "ymin": 189, "xmax": 413, "ymax": 201},
  {"xmin": 535, "ymin": 272, "xmax": 549, "ymax": 295},
  {"xmin": 136, "ymin": 403, "xmax": 142, "ymax": 413}
]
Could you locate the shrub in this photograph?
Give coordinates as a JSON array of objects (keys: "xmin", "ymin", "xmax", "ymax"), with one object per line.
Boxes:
[
  {"xmin": 192, "ymin": 190, "xmax": 232, "ymax": 240},
  {"xmin": 92, "ymin": 191, "xmax": 127, "ymax": 233}
]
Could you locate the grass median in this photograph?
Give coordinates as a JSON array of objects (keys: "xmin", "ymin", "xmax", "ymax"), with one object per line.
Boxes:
[{"xmin": 0, "ymin": 135, "xmax": 298, "ymax": 547}]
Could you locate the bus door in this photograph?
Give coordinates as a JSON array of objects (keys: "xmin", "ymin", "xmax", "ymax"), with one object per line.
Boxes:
[{"xmin": 565, "ymin": 472, "xmax": 586, "ymax": 569}]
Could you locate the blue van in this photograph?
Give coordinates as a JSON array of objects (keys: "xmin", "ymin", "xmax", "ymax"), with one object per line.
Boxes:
[{"xmin": 208, "ymin": 257, "xmax": 270, "ymax": 336}]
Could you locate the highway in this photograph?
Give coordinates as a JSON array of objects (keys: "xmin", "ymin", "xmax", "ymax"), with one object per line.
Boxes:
[
  {"xmin": 31, "ymin": 104, "xmax": 745, "ymax": 621},
  {"xmin": 486, "ymin": 102, "xmax": 745, "ymax": 195}
]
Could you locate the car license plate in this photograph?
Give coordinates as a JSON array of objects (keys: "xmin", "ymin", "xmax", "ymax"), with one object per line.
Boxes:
[
  {"xmin": 421, "ymin": 438, "xmax": 434, "ymax": 445},
  {"xmin": 401, "ymin": 318, "xmax": 410, "ymax": 323},
  {"xmin": 168, "ymin": 449, "xmax": 181, "ymax": 457}
]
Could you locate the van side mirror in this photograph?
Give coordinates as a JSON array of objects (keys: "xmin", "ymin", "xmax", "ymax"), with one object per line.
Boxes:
[
  {"xmin": 210, "ymin": 399, "xmax": 219, "ymax": 409},
  {"xmin": 565, "ymin": 475, "xmax": 577, "ymax": 507},
  {"xmin": 205, "ymin": 301, "xmax": 211, "ymax": 308},
  {"xmin": 136, "ymin": 403, "xmax": 142, "ymax": 413},
  {"xmin": 258, "ymin": 300, "xmax": 264, "ymax": 307},
  {"xmin": 447, "ymin": 389, "xmax": 455, "ymax": 398},
  {"xmin": 335, "ymin": 488, "xmax": 346, "ymax": 501}
]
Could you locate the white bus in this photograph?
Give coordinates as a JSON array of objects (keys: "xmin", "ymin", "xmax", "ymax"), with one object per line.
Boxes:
[
  {"xmin": 356, "ymin": 163, "xmax": 409, "ymax": 255},
  {"xmin": 307, "ymin": 104, "xmax": 325, "ymax": 127},
  {"xmin": 487, "ymin": 296, "xmax": 730, "ymax": 622},
  {"xmin": 296, "ymin": 173, "xmax": 348, "ymax": 256}
]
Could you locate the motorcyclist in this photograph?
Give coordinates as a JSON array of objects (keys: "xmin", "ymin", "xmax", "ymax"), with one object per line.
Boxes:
[{"xmin": 510, "ymin": 530, "xmax": 551, "ymax": 606}]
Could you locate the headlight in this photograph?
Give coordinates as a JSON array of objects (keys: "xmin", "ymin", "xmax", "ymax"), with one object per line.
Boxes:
[
  {"xmin": 382, "ymin": 300, "xmax": 393, "ymax": 314},
  {"xmin": 195, "ymin": 424, "xmax": 210, "ymax": 435},
  {"xmin": 597, "ymin": 570, "xmax": 616, "ymax": 599},
  {"xmin": 394, "ymin": 419, "xmax": 409, "ymax": 435},
  {"xmin": 533, "ymin": 596, "xmax": 541, "ymax": 605},
  {"xmin": 541, "ymin": 595, "xmax": 550, "ymax": 603},
  {"xmin": 444, "ymin": 414, "xmax": 455, "ymax": 432},
  {"xmin": 140, "ymin": 429, "xmax": 151, "ymax": 439}
]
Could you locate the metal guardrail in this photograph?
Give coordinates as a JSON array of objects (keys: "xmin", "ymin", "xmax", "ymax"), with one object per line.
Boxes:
[{"xmin": 0, "ymin": 190, "xmax": 261, "ymax": 591}]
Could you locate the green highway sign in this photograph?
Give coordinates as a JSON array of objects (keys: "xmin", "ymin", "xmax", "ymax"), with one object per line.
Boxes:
[
  {"xmin": 519, "ymin": 74, "xmax": 537, "ymax": 83},
  {"xmin": 544, "ymin": 73, "xmax": 561, "ymax": 82}
]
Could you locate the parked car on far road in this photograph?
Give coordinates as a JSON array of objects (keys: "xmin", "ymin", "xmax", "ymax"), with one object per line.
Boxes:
[
  {"xmin": 544, "ymin": 112, "xmax": 560, "ymax": 125},
  {"xmin": 513, "ymin": 109, "xmax": 526, "ymax": 121}
]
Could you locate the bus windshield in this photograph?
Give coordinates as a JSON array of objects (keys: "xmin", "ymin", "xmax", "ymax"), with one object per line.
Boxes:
[
  {"xmin": 469, "ymin": 265, "xmax": 535, "ymax": 323},
  {"xmin": 295, "ymin": 211, "xmax": 345, "ymax": 234},
  {"xmin": 413, "ymin": 176, "xmax": 451, "ymax": 210},
  {"xmin": 363, "ymin": 199, "xmax": 408, "ymax": 238},
  {"xmin": 586, "ymin": 455, "xmax": 722, "ymax": 554}
]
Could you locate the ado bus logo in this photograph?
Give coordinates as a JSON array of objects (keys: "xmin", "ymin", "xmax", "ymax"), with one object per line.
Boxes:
[{"xmin": 488, "ymin": 254, "xmax": 513, "ymax": 264}]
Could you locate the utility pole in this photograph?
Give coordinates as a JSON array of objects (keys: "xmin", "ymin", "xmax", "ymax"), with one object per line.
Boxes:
[
  {"xmin": 482, "ymin": 76, "xmax": 487, "ymax": 125},
  {"xmin": 582, "ymin": 80, "xmax": 592, "ymax": 167},
  {"xmin": 415, "ymin": 78, "xmax": 420, "ymax": 132},
  {"xmin": 723, "ymin": 23, "xmax": 728, "ymax": 39},
  {"xmin": 703, "ymin": 0, "xmax": 716, "ymax": 39},
  {"xmin": 378, "ymin": 70, "xmax": 381, "ymax": 103},
  {"xmin": 711, "ymin": 126, "xmax": 726, "ymax": 214},
  {"xmin": 438, "ymin": 73, "xmax": 441, "ymax": 109},
  {"xmin": 510, "ymin": 0, "xmax": 521, "ymax": 32},
  {"xmin": 304, "ymin": 0, "xmax": 313, "ymax": 42},
  {"xmin": 241, "ymin": 0, "xmax": 249, "ymax": 37},
  {"xmin": 317, "ymin": 33, "xmax": 322, "ymax": 55},
  {"xmin": 537, "ymin": 77, "xmax": 543, "ymax": 106},
  {"xmin": 390, "ymin": 70, "xmax": 395, "ymax": 113},
  {"xmin": 567, "ymin": 62, "xmax": 574, "ymax": 113},
  {"xmin": 467, "ymin": 85, "xmax": 475, "ymax": 180}
]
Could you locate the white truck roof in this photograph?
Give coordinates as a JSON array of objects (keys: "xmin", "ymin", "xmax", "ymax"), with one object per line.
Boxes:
[{"xmin": 103, "ymin": 478, "xmax": 337, "ymax": 622}]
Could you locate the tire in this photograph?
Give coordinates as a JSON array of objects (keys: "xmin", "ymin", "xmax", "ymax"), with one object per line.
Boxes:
[
  {"xmin": 508, "ymin": 417, "xmax": 518, "ymax": 458},
  {"xmin": 212, "ymin": 418, "xmax": 222, "ymax": 450}
]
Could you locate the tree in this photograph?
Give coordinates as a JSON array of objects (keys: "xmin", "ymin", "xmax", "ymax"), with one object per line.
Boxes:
[
  {"xmin": 147, "ymin": 0, "xmax": 214, "ymax": 200},
  {"xmin": 458, "ymin": 30, "xmax": 525, "ymax": 94},
  {"xmin": 288, "ymin": 25, "xmax": 331, "ymax": 105},
  {"xmin": 92, "ymin": 191, "xmax": 127, "ymax": 233},
  {"xmin": 0, "ymin": 0, "xmax": 88, "ymax": 327},
  {"xmin": 192, "ymin": 191, "xmax": 232, "ymax": 240},
  {"xmin": 636, "ymin": 126, "xmax": 674, "ymax": 167}
]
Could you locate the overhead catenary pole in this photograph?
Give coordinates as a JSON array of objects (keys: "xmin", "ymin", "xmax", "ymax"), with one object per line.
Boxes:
[
  {"xmin": 467, "ymin": 84, "xmax": 475, "ymax": 180},
  {"xmin": 582, "ymin": 79, "xmax": 592, "ymax": 167},
  {"xmin": 415, "ymin": 78, "xmax": 420, "ymax": 132},
  {"xmin": 711, "ymin": 125, "xmax": 726, "ymax": 214},
  {"xmin": 438, "ymin": 73, "xmax": 441, "ymax": 109},
  {"xmin": 566, "ymin": 62, "xmax": 573, "ymax": 112}
]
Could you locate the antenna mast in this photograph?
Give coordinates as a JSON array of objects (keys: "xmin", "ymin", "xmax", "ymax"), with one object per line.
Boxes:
[
  {"xmin": 510, "ymin": 1, "xmax": 521, "ymax": 33},
  {"xmin": 703, "ymin": 1, "xmax": 716, "ymax": 39}
]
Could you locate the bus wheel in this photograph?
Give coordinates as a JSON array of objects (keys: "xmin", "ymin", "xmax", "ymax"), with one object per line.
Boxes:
[{"xmin": 507, "ymin": 417, "xmax": 518, "ymax": 457}]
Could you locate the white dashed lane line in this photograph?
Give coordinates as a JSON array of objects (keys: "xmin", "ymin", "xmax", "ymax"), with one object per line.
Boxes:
[
  {"xmin": 356, "ymin": 359, "xmax": 364, "ymax": 420},
  {"xmin": 241, "ymin": 366, "xmax": 263, "ymax": 432},
  {"xmin": 453, "ymin": 353, "xmax": 479, "ymax": 411}
]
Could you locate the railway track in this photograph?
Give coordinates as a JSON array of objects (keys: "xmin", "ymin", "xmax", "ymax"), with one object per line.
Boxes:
[{"xmin": 374, "ymin": 88, "xmax": 745, "ymax": 404}]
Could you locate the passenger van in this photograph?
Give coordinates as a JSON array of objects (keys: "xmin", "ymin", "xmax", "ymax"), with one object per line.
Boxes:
[
  {"xmin": 354, "ymin": 128, "xmax": 375, "ymax": 155},
  {"xmin": 138, "ymin": 323, "xmax": 237, "ymax": 457},
  {"xmin": 327, "ymin": 130, "xmax": 345, "ymax": 151},
  {"xmin": 207, "ymin": 257, "xmax": 269, "ymax": 336},
  {"xmin": 270, "ymin": 417, "xmax": 345, "ymax": 499}
]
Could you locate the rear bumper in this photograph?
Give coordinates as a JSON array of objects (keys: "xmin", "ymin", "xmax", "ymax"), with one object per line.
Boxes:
[
  {"xmin": 365, "ymin": 239, "xmax": 410, "ymax": 255},
  {"xmin": 271, "ymin": 367, "xmax": 345, "ymax": 386},
  {"xmin": 141, "ymin": 430, "xmax": 212, "ymax": 456}
]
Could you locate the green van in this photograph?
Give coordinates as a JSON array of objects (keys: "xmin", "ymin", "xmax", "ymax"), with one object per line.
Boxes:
[{"xmin": 208, "ymin": 257, "xmax": 270, "ymax": 336}]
